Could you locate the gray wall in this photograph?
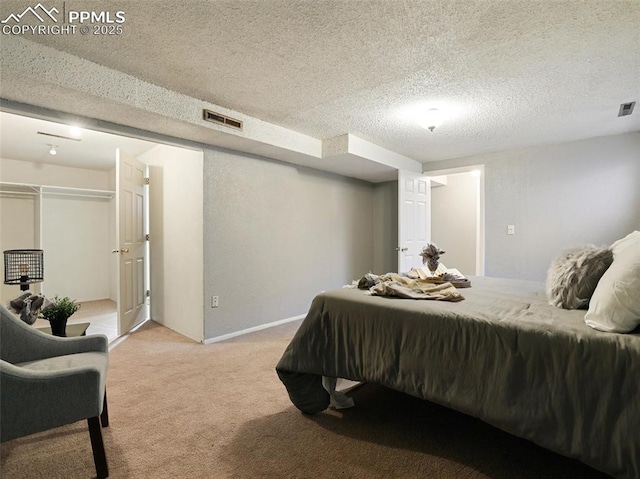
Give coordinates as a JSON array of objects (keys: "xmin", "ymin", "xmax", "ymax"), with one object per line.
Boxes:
[
  {"xmin": 203, "ymin": 148, "xmax": 375, "ymax": 338},
  {"xmin": 373, "ymin": 180, "xmax": 398, "ymax": 274},
  {"xmin": 424, "ymin": 132, "xmax": 640, "ymax": 281}
]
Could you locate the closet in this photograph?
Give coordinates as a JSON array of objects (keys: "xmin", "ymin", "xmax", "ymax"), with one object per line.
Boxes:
[
  {"xmin": 0, "ymin": 180, "xmax": 116, "ymax": 304},
  {"xmin": 2, "ymin": 140, "xmax": 205, "ymax": 342}
]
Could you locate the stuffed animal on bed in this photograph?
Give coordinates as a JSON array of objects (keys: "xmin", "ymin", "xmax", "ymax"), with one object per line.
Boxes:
[{"xmin": 420, "ymin": 243, "xmax": 445, "ymax": 273}]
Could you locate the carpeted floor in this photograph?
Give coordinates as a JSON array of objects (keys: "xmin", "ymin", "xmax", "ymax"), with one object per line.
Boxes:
[{"xmin": 0, "ymin": 320, "xmax": 611, "ymax": 478}]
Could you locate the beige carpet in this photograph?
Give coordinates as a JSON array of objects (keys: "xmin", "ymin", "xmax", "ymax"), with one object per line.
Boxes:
[{"xmin": 1, "ymin": 320, "xmax": 610, "ymax": 479}]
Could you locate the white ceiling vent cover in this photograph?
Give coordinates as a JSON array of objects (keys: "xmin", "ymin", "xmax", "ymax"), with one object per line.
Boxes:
[
  {"xmin": 203, "ymin": 109, "xmax": 243, "ymax": 130},
  {"xmin": 37, "ymin": 131, "xmax": 82, "ymax": 141},
  {"xmin": 618, "ymin": 101, "xmax": 635, "ymax": 117}
]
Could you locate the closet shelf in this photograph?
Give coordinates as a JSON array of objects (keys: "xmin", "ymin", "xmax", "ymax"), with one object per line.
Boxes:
[
  {"xmin": 0, "ymin": 182, "xmax": 115, "ymax": 199},
  {"xmin": 0, "ymin": 182, "xmax": 39, "ymax": 195},
  {"xmin": 41, "ymin": 186, "xmax": 115, "ymax": 199}
]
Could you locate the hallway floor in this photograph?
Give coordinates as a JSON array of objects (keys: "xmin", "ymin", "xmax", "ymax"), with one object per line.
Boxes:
[{"xmin": 33, "ymin": 299, "xmax": 118, "ymax": 342}]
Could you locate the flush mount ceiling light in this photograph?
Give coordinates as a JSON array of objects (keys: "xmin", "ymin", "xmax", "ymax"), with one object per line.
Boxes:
[
  {"xmin": 418, "ymin": 108, "xmax": 444, "ymax": 132},
  {"xmin": 48, "ymin": 144, "xmax": 57, "ymax": 155},
  {"xmin": 68, "ymin": 125, "xmax": 83, "ymax": 138}
]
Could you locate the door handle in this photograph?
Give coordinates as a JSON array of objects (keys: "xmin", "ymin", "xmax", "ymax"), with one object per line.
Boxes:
[
  {"xmin": 111, "ymin": 248, "xmax": 130, "ymax": 254},
  {"xmin": 396, "ymin": 247, "xmax": 409, "ymax": 252}
]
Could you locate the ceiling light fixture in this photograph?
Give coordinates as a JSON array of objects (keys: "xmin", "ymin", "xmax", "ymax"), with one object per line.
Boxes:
[
  {"xmin": 419, "ymin": 108, "xmax": 444, "ymax": 132},
  {"xmin": 68, "ymin": 126, "xmax": 83, "ymax": 138},
  {"xmin": 48, "ymin": 144, "xmax": 57, "ymax": 155}
]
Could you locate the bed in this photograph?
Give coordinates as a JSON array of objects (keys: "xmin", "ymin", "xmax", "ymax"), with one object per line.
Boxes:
[{"xmin": 276, "ymin": 275, "xmax": 640, "ymax": 479}]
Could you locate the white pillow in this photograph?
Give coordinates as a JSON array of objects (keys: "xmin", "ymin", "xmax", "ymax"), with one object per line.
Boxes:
[
  {"xmin": 584, "ymin": 240, "xmax": 640, "ymax": 333},
  {"xmin": 611, "ymin": 230, "xmax": 640, "ymax": 258}
]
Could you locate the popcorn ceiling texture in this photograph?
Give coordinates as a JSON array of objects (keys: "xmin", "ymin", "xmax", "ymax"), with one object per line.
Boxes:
[
  {"xmin": 0, "ymin": 0, "xmax": 638, "ymax": 170},
  {"xmin": 1, "ymin": 35, "xmax": 415, "ymax": 182}
]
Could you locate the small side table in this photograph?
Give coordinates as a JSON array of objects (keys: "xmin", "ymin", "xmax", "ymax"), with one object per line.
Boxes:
[{"xmin": 37, "ymin": 322, "xmax": 90, "ymax": 337}]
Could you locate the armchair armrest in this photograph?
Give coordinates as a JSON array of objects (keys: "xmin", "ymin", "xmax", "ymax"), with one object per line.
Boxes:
[
  {"xmin": 0, "ymin": 359, "xmax": 106, "ymax": 442},
  {"xmin": 1, "ymin": 305, "xmax": 108, "ymax": 364}
]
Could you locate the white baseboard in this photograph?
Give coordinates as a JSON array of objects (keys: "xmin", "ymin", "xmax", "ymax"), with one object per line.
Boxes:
[{"xmin": 203, "ymin": 314, "xmax": 305, "ymax": 345}]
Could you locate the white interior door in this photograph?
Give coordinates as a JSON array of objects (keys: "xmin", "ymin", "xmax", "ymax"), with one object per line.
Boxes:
[
  {"xmin": 398, "ymin": 170, "xmax": 431, "ymax": 273},
  {"xmin": 115, "ymin": 148, "xmax": 148, "ymax": 335}
]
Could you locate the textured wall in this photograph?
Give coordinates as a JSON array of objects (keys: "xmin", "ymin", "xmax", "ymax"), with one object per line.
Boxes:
[
  {"xmin": 424, "ymin": 132, "xmax": 640, "ymax": 281},
  {"xmin": 203, "ymin": 148, "xmax": 374, "ymax": 339}
]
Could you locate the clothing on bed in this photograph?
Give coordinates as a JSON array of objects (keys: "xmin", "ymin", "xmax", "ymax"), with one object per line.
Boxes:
[{"xmin": 356, "ymin": 273, "xmax": 464, "ymax": 302}]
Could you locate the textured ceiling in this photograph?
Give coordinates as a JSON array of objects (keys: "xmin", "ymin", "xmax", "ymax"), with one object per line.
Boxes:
[{"xmin": 1, "ymin": 0, "xmax": 639, "ymax": 164}]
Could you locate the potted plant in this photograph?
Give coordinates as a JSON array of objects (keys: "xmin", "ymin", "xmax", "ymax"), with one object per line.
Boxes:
[{"xmin": 40, "ymin": 296, "xmax": 80, "ymax": 337}]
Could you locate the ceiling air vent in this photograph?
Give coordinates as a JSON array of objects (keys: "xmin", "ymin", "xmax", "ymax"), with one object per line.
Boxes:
[
  {"xmin": 36, "ymin": 131, "xmax": 82, "ymax": 141},
  {"xmin": 203, "ymin": 109, "xmax": 243, "ymax": 130},
  {"xmin": 618, "ymin": 101, "xmax": 635, "ymax": 117}
]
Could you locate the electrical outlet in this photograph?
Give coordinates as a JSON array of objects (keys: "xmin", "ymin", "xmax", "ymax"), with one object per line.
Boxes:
[
  {"xmin": 507, "ymin": 225, "xmax": 515, "ymax": 235},
  {"xmin": 211, "ymin": 296, "xmax": 219, "ymax": 308}
]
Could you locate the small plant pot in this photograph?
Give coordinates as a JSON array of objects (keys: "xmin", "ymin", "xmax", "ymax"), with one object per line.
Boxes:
[
  {"xmin": 40, "ymin": 296, "xmax": 79, "ymax": 337},
  {"xmin": 49, "ymin": 318, "xmax": 68, "ymax": 337}
]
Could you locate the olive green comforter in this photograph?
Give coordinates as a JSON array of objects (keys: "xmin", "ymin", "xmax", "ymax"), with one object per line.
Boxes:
[{"xmin": 276, "ymin": 276, "xmax": 639, "ymax": 479}]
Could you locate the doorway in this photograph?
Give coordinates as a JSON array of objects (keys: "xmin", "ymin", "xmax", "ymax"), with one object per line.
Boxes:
[
  {"xmin": 0, "ymin": 110, "xmax": 156, "ymax": 340},
  {"xmin": 428, "ymin": 166, "xmax": 485, "ymax": 276},
  {"xmin": 0, "ymin": 111, "xmax": 205, "ymax": 342}
]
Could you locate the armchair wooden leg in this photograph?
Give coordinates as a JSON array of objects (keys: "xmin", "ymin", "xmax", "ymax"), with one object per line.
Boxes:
[
  {"xmin": 101, "ymin": 392, "xmax": 109, "ymax": 428},
  {"xmin": 88, "ymin": 416, "xmax": 109, "ymax": 478}
]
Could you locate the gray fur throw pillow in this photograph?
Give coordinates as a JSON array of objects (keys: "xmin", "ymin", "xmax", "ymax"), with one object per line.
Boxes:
[{"xmin": 546, "ymin": 245, "xmax": 613, "ymax": 309}]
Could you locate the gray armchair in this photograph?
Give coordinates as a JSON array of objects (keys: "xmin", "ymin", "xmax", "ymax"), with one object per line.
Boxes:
[{"xmin": 0, "ymin": 304, "xmax": 110, "ymax": 478}]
